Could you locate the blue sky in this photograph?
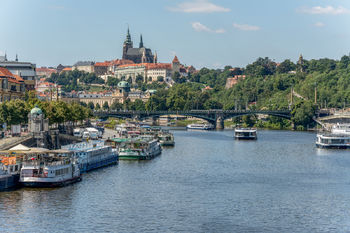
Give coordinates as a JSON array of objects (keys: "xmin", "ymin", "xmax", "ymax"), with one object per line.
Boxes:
[{"xmin": 1, "ymin": 0, "xmax": 349, "ymax": 69}]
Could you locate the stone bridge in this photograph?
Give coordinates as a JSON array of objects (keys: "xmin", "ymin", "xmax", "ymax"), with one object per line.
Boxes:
[{"xmin": 94, "ymin": 110, "xmax": 292, "ymax": 129}]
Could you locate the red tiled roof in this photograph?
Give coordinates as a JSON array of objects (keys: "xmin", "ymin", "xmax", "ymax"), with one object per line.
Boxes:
[
  {"xmin": 118, "ymin": 63, "xmax": 147, "ymax": 68},
  {"xmin": 146, "ymin": 63, "xmax": 172, "ymax": 70},
  {"xmin": 95, "ymin": 62, "xmax": 111, "ymax": 67},
  {"xmin": 0, "ymin": 67, "xmax": 23, "ymax": 84},
  {"xmin": 62, "ymin": 67, "xmax": 72, "ymax": 71},
  {"xmin": 37, "ymin": 67, "xmax": 57, "ymax": 73},
  {"xmin": 118, "ymin": 63, "xmax": 172, "ymax": 70},
  {"xmin": 0, "ymin": 67, "xmax": 14, "ymax": 77},
  {"xmin": 112, "ymin": 59, "xmax": 134, "ymax": 66},
  {"xmin": 13, "ymin": 74, "xmax": 24, "ymax": 82}
]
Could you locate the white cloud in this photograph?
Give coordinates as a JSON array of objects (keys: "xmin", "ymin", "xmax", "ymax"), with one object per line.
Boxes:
[
  {"xmin": 299, "ymin": 6, "xmax": 349, "ymax": 15},
  {"xmin": 214, "ymin": 28, "xmax": 226, "ymax": 34},
  {"xmin": 169, "ymin": 0, "xmax": 230, "ymax": 13},
  {"xmin": 314, "ymin": 22, "xmax": 325, "ymax": 27},
  {"xmin": 233, "ymin": 23, "xmax": 260, "ymax": 31},
  {"xmin": 191, "ymin": 22, "xmax": 225, "ymax": 33}
]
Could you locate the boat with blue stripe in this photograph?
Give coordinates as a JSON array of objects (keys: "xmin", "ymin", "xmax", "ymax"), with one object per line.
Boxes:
[{"xmin": 62, "ymin": 140, "xmax": 118, "ymax": 173}]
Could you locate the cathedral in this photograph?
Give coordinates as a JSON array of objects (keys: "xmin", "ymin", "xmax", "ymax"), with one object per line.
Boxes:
[{"xmin": 122, "ymin": 28, "xmax": 157, "ymax": 64}]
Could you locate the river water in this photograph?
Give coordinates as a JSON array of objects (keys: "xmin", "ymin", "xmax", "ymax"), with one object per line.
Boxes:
[{"xmin": 1, "ymin": 130, "xmax": 350, "ymax": 232}]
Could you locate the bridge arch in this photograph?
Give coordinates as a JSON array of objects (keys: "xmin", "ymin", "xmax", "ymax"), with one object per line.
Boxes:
[{"xmin": 93, "ymin": 110, "xmax": 292, "ymax": 129}]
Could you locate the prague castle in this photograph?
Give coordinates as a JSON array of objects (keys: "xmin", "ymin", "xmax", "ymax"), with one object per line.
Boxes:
[{"xmin": 122, "ymin": 28, "xmax": 156, "ymax": 64}]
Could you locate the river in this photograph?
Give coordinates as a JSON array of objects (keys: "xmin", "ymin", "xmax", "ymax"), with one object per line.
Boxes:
[{"xmin": 1, "ymin": 130, "xmax": 350, "ymax": 232}]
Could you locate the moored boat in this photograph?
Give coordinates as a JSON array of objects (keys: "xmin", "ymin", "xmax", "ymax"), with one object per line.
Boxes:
[
  {"xmin": 316, "ymin": 133, "xmax": 350, "ymax": 149},
  {"xmin": 186, "ymin": 123, "xmax": 214, "ymax": 130},
  {"xmin": 118, "ymin": 138, "xmax": 162, "ymax": 160},
  {"xmin": 234, "ymin": 128, "xmax": 257, "ymax": 140},
  {"xmin": 62, "ymin": 140, "xmax": 118, "ymax": 173},
  {"xmin": 331, "ymin": 123, "xmax": 350, "ymax": 135},
  {"xmin": 20, "ymin": 149, "xmax": 81, "ymax": 188},
  {"xmin": 0, "ymin": 163, "xmax": 21, "ymax": 191},
  {"xmin": 158, "ymin": 131, "xmax": 175, "ymax": 146}
]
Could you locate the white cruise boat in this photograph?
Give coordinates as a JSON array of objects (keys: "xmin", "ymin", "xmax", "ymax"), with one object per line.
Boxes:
[
  {"xmin": 331, "ymin": 124, "xmax": 350, "ymax": 135},
  {"xmin": 62, "ymin": 140, "xmax": 118, "ymax": 173},
  {"xmin": 186, "ymin": 123, "xmax": 214, "ymax": 130},
  {"xmin": 316, "ymin": 133, "xmax": 350, "ymax": 149},
  {"xmin": 234, "ymin": 128, "xmax": 257, "ymax": 140},
  {"xmin": 20, "ymin": 149, "xmax": 81, "ymax": 187}
]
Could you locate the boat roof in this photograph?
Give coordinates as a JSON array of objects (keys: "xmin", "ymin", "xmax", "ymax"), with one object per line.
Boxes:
[
  {"xmin": 317, "ymin": 133, "xmax": 350, "ymax": 139},
  {"xmin": 9, "ymin": 144, "xmax": 30, "ymax": 151},
  {"xmin": 235, "ymin": 128, "xmax": 257, "ymax": 131}
]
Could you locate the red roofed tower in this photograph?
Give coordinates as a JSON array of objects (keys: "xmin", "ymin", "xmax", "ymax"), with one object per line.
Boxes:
[{"xmin": 172, "ymin": 56, "xmax": 180, "ymax": 74}]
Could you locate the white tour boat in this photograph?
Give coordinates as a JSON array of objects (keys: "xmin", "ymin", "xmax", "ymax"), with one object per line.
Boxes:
[
  {"xmin": 20, "ymin": 149, "xmax": 81, "ymax": 187},
  {"xmin": 331, "ymin": 123, "xmax": 350, "ymax": 135},
  {"xmin": 62, "ymin": 140, "xmax": 118, "ymax": 173},
  {"xmin": 234, "ymin": 128, "xmax": 257, "ymax": 140},
  {"xmin": 316, "ymin": 133, "xmax": 350, "ymax": 149},
  {"xmin": 186, "ymin": 123, "xmax": 214, "ymax": 130}
]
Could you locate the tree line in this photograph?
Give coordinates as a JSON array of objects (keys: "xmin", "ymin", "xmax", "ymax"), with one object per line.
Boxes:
[{"xmin": 0, "ymin": 92, "xmax": 92, "ymax": 127}]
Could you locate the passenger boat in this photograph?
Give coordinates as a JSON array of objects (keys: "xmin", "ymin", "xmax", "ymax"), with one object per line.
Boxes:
[
  {"xmin": 20, "ymin": 149, "xmax": 81, "ymax": 188},
  {"xmin": 62, "ymin": 140, "xmax": 118, "ymax": 173},
  {"xmin": 316, "ymin": 133, "xmax": 350, "ymax": 149},
  {"xmin": 234, "ymin": 128, "xmax": 257, "ymax": 140},
  {"xmin": 158, "ymin": 131, "xmax": 175, "ymax": 146},
  {"xmin": 118, "ymin": 139, "xmax": 162, "ymax": 160},
  {"xmin": 0, "ymin": 144, "xmax": 29, "ymax": 191},
  {"xmin": 331, "ymin": 124, "xmax": 350, "ymax": 135},
  {"xmin": 0, "ymin": 163, "xmax": 21, "ymax": 191},
  {"xmin": 186, "ymin": 123, "xmax": 214, "ymax": 130}
]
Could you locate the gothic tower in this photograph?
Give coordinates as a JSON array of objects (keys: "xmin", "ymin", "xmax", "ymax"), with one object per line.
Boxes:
[
  {"xmin": 122, "ymin": 27, "xmax": 133, "ymax": 60},
  {"xmin": 153, "ymin": 51, "xmax": 157, "ymax": 63},
  {"xmin": 139, "ymin": 34, "xmax": 144, "ymax": 48},
  {"xmin": 141, "ymin": 49, "xmax": 147, "ymax": 63},
  {"xmin": 172, "ymin": 55, "xmax": 180, "ymax": 74}
]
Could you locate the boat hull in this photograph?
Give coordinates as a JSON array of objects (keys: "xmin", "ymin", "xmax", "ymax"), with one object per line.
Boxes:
[
  {"xmin": 316, "ymin": 143, "xmax": 350, "ymax": 149},
  {"xmin": 235, "ymin": 136, "xmax": 257, "ymax": 140},
  {"xmin": 21, "ymin": 176, "xmax": 82, "ymax": 188},
  {"xmin": 119, "ymin": 150, "xmax": 161, "ymax": 160},
  {"xmin": 160, "ymin": 141, "xmax": 175, "ymax": 146},
  {"xmin": 0, "ymin": 174, "xmax": 20, "ymax": 191},
  {"xmin": 79, "ymin": 155, "xmax": 118, "ymax": 173}
]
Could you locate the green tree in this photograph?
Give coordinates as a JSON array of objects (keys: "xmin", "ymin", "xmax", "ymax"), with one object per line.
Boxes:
[
  {"xmin": 87, "ymin": 102, "xmax": 94, "ymax": 110},
  {"xmin": 157, "ymin": 76, "xmax": 164, "ymax": 82},
  {"xmin": 103, "ymin": 101, "xmax": 109, "ymax": 110},
  {"xmin": 291, "ymin": 100, "xmax": 316, "ymax": 128}
]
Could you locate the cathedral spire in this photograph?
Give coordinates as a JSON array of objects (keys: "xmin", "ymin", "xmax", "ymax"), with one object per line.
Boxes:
[
  {"xmin": 139, "ymin": 34, "xmax": 144, "ymax": 48},
  {"xmin": 124, "ymin": 26, "xmax": 132, "ymax": 46},
  {"xmin": 153, "ymin": 51, "xmax": 157, "ymax": 63},
  {"xmin": 15, "ymin": 53, "xmax": 18, "ymax": 62}
]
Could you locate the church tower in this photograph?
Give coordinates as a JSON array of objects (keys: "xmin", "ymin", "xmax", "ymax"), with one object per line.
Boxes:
[
  {"xmin": 139, "ymin": 34, "xmax": 144, "ymax": 48},
  {"xmin": 122, "ymin": 27, "xmax": 133, "ymax": 60},
  {"xmin": 141, "ymin": 49, "xmax": 147, "ymax": 63},
  {"xmin": 153, "ymin": 51, "xmax": 157, "ymax": 63},
  {"xmin": 298, "ymin": 54, "xmax": 304, "ymax": 72},
  {"xmin": 172, "ymin": 55, "xmax": 180, "ymax": 74}
]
